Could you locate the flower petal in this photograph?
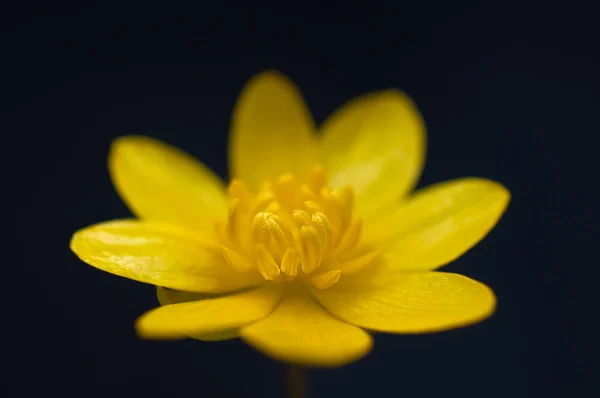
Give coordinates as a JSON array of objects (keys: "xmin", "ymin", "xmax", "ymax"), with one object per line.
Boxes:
[
  {"xmin": 313, "ymin": 272, "xmax": 496, "ymax": 334},
  {"xmin": 320, "ymin": 90, "xmax": 426, "ymax": 217},
  {"xmin": 136, "ymin": 286, "xmax": 283, "ymax": 339},
  {"xmin": 156, "ymin": 287, "xmax": 240, "ymax": 341},
  {"xmin": 366, "ymin": 178, "xmax": 510, "ymax": 271},
  {"xmin": 156, "ymin": 287, "xmax": 216, "ymax": 305},
  {"xmin": 229, "ymin": 71, "xmax": 317, "ymax": 191},
  {"xmin": 70, "ymin": 219, "xmax": 260, "ymax": 293},
  {"xmin": 240, "ymin": 289, "xmax": 373, "ymax": 367},
  {"xmin": 109, "ymin": 136, "xmax": 228, "ymax": 234}
]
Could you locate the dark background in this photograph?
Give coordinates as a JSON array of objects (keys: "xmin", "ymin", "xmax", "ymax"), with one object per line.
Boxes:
[{"xmin": 3, "ymin": 3, "xmax": 596, "ymax": 397}]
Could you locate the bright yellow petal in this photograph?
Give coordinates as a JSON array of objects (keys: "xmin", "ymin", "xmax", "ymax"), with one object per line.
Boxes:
[
  {"xmin": 109, "ymin": 135, "xmax": 228, "ymax": 234},
  {"xmin": 320, "ymin": 90, "xmax": 425, "ymax": 217},
  {"xmin": 136, "ymin": 286, "xmax": 283, "ymax": 339},
  {"xmin": 156, "ymin": 287, "xmax": 239, "ymax": 341},
  {"xmin": 70, "ymin": 219, "xmax": 260, "ymax": 293},
  {"xmin": 313, "ymin": 272, "xmax": 496, "ymax": 334},
  {"xmin": 240, "ymin": 288, "xmax": 373, "ymax": 367},
  {"xmin": 365, "ymin": 178, "xmax": 510, "ymax": 271},
  {"xmin": 229, "ymin": 71, "xmax": 317, "ymax": 191}
]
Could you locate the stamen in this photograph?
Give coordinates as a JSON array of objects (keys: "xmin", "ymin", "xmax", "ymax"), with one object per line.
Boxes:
[
  {"xmin": 255, "ymin": 244, "xmax": 281, "ymax": 280},
  {"xmin": 272, "ymin": 174, "xmax": 298, "ymax": 211},
  {"xmin": 216, "ymin": 169, "xmax": 374, "ymax": 285},
  {"xmin": 252, "ymin": 212, "xmax": 271, "ymax": 245},
  {"xmin": 264, "ymin": 213, "xmax": 294, "ymax": 259},
  {"xmin": 310, "ymin": 269, "xmax": 342, "ymax": 289},
  {"xmin": 228, "ymin": 179, "xmax": 252, "ymax": 204},
  {"xmin": 308, "ymin": 166, "xmax": 326, "ymax": 194},
  {"xmin": 227, "ymin": 198, "xmax": 242, "ymax": 240},
  {"xmin": 331, "ymin": 185, "xmax": 354, "ymax": 229},
  {"xmin": 220, "ymin": 245, "xmax": 253, "ymax": 272},
  {"xmin": 311, "ymin": 212, "xmax": 332, "ymax": 258},
  {"xmin": 300, "ymin": 225, "xmax": 322, "ymax": 274},
  {"xmin": 335, "ymin": 219, "xmax": 362, "ymax": 255},
  {"xmin": 315, "ymin": 190, "xmax": 342, "ymax": 243},
  {"xmin": 265, "ymin": 201, "xmax": 280, "ymax": 213},
  {"xmin": 280, "ymin": 249, "xmax": 299, "ymax": 276},
  {"xmin": 214, "ymin": 220, "xmax": 232, "ymax": 247},
  {"xmin": 250, "ymin": 192, "xmax": 275, "ymax": 215},
  {"xmin": 299, "ymin": 185, "xmax": 315, "ymax": 202},
  {"xmin": 303, "ymin": 200, "xmax": 323, "ymax": 214},
  {"xmin": 268, "ymin": 214, "xmax": 295, "ymax": 245},
  {"xmin": 292, "ymin": 209, "xmax": 312, "ymax": 227}
]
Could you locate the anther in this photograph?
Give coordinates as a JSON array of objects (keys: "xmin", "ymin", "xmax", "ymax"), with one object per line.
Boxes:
[
  {"xmin": 334, "ymin": 219, "xmax": 362, "ymax": 255},
  {"xmin": 220, "ymin": 245, "xmax": 253, "ymax": 272},
  {"xmin": 303, "ymin": 200, "xmax": 323, "ymax": 214},
  {"xmin": 308, "ymin": 166, "xmax": 326, "ymax": 194},
  {"xmin": 292, "ymin": 209, "xmax": 311, "ymax": 227},
  {"xmin": 250, "ymin": 192, "xmax": 275, "ymax": 215},
  {"xmin": 280, "ymin": 249, "xmax": 299, "ymax": 276},
  {"xmin": 311, "ymin": 212, "xmax": 332, "ymax": 258},
  {"xmin": 310, "ymin": 269, "xmax": 342, "ymax": 289},
  {"xmin": 300, "ymin": 225, "xmax": 322, "ymax": 274},
  {"xmin": 252, "ymin": 212, "xmax": 271, "ymax": 245},
  {"xmin": 227, "ymin": 198, "xmax": 242, "ymax": 240},
  {"xmin": 272, "ymin": 174, "xmax": 298, "ymax": 211},
  {"xmin": 332, "ymin": 185, "xmax": 354, "ymax": 228},
  {"xmin": 255, "ymin": 244, "xmax": 281, "ymax": 280}
]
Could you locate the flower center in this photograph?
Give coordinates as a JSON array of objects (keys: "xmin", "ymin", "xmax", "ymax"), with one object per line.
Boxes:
[{"xmin": 215, "ymin": 166, "xmax": 378, "ymax": 289}]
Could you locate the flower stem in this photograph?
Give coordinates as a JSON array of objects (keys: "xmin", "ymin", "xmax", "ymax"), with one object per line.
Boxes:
[{"xmin": 285, "ymin": 364, "xmax": 309, "ymax": 398}]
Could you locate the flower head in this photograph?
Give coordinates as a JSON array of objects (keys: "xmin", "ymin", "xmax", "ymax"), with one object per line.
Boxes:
[{"xmin": 70, "ymin": 71, "xmax": 510, "ymax": 367}]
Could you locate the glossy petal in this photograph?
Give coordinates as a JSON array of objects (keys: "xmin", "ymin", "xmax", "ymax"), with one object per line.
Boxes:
[
  {"xmin": 109, "ymin": 136, "xmax": 228, "ymax": 234},
  {"xmin": 156, "ymin": 287, "xmax": 239, "ymax": 341},
  {"xmin": 366, "ymin": 178, "xmax": 510, "ymax": 271},
  {"xmin": 313, "ymin": 272, "xmax": 496, "ymax": 334},
  {"xmin": 70, "ymin": 220, "xmax": 260, "ymax": 293},
  {"xmin": 240, "ymin": 289, "xmax": 373, "ymax": 367},
  {"xmin": 137, "ymin": 286, "xmax": 283, "ymax": 339},
  {"xmin": 230, "ymin": 71, "xmax": 317, "ymax": 191},
  {"xmin": 320, "ymin": 90, "xmax": 426, "ymax": 217}
]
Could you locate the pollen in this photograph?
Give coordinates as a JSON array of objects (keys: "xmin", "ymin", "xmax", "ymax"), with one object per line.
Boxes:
[{"xmin": 215, "ymin": 167, "xmax": 378, "ymax": 289}]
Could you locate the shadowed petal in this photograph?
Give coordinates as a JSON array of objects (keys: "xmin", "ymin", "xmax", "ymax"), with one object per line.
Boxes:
[
  {"xmin": 156, "ymin": 287, "xmax": 240, "ymax": 341},
  {"xmin": 109, "ymin": 136, "xmax": 227, "ymax": 234},
  {"xmin": 137, "ymin": 286, "xmax": 283, "ymax": 339}
]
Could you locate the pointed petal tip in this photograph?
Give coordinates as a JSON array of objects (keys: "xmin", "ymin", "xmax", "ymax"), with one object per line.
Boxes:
[{"xmin": 466, "ymin": 177, "xmax": 512, "ymax": 208}]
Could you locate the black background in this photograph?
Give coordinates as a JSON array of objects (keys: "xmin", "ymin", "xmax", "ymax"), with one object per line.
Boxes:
[{"xmin": 3, "ymin": 3, "xmax": 596, "ymax": 397}]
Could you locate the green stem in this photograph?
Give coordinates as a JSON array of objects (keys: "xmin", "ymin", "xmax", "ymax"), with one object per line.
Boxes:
[{"xmin": 285, "ymin": 364, "xmax": 309, "ymax": 398}]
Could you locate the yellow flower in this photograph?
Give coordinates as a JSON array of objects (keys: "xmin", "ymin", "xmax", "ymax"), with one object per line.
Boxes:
[{"xmin": 70, "ymin": 70, "xmax": 510, "ymax": 367}]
